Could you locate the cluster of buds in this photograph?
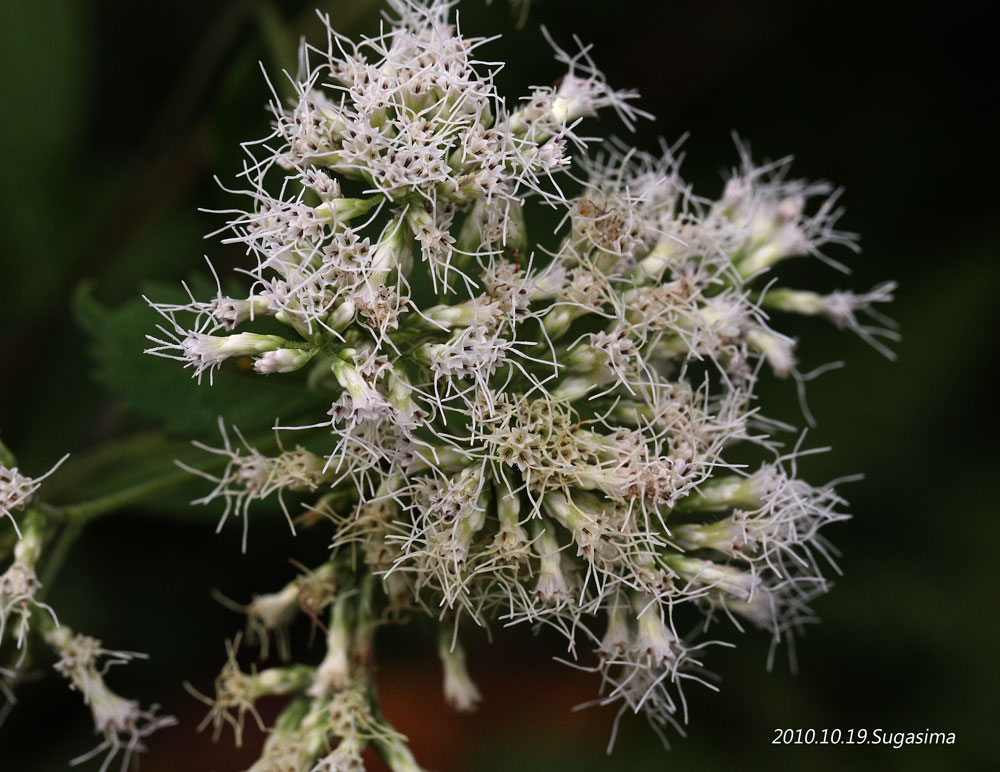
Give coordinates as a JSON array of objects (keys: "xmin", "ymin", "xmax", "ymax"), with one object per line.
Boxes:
[{"xmin": 145, "ymin": 0, "xmax": 894, "ymax": 767}]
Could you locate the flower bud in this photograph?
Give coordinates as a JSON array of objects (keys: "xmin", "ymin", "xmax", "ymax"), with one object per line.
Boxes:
[
  {"xmin": 747, "ymin": 327, "xmax": 796, "ymax": 377},
  {"xmin": 314, "ymin": 196, "xmax": 380, "ymax": 226},
  {"xmin": 254, "ymin": 348, "xmax": 316, "ymax": 374}
]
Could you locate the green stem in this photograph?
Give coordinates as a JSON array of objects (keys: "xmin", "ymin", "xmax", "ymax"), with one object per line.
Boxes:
[
  {"xmin": 252, "ymin": 1, "xmax": 297, "ymax": 95},
  {"xmin": 37, "ymin": 522, "xmax": 82, "ymax": 601},
  {"xmin": 59, "ymin": 466, "xmax": 200, "ymax": 525},
  {"xmin": 35, "ymin": 459, "xmax": 229, "ymax": 590},
  {"xmin": 0, "ymin": 437, "xmax": 15, "ymax": 467}
]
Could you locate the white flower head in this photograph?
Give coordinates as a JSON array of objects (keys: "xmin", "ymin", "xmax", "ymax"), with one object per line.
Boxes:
[
  {"xmin": 1, "ymin": 455, "xmax": 67, "ymax": 535},
  {"xmin": 1, "ymin": 560, "xmax": 56, "ymax": 660},
  {"xmin": 764, "ymin": 282, "xmax": 899, "ymax": 358},
  {"xmin": 49, "ymin": 628, "xmax": 175, "ymax": 772}
]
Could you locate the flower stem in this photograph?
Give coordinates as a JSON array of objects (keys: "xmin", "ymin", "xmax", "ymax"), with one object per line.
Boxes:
[{"xmin": 59, "ymin": 466, "xmax": 200, "ymax": 525}]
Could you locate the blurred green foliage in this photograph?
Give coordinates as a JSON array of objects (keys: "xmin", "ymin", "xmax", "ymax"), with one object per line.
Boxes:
[{"xmin": 1, "ymin": 0, "xmax": 998, "ymax": 770}]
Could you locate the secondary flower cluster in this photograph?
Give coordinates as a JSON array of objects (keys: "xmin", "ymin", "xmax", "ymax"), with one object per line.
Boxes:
[
  {"xmin": 145, "ymin": 1, "xmax": 895, "ymax": 769},
  {"xmin": 1, "ymin": 457, "xmax": 174, "ymax": 772}
]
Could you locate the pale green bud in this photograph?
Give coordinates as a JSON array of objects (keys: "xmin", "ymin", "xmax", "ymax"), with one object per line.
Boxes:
[
  {"xmin": 315, "ymin": 196, "xmax": 380, "ymax": 225},
  {"xmin": 677, "ymin": 475, "xmax": 764, "ymax": 513}
]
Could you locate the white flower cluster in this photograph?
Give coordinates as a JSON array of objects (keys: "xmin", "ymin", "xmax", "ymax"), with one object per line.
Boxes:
[{"xmin": 146, "ymin": 1, "xmax": 893, "ymax": 767}]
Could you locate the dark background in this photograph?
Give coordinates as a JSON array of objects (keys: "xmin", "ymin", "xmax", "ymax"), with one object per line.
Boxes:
[{"xmin": 1, "ymin": 1, "xmax": 998, "ymax": 770}]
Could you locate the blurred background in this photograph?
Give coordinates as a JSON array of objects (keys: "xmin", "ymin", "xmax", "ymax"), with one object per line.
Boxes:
[{"xmin": 1, "ymin": 0, "xmax": 998, "ymax": 770}]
